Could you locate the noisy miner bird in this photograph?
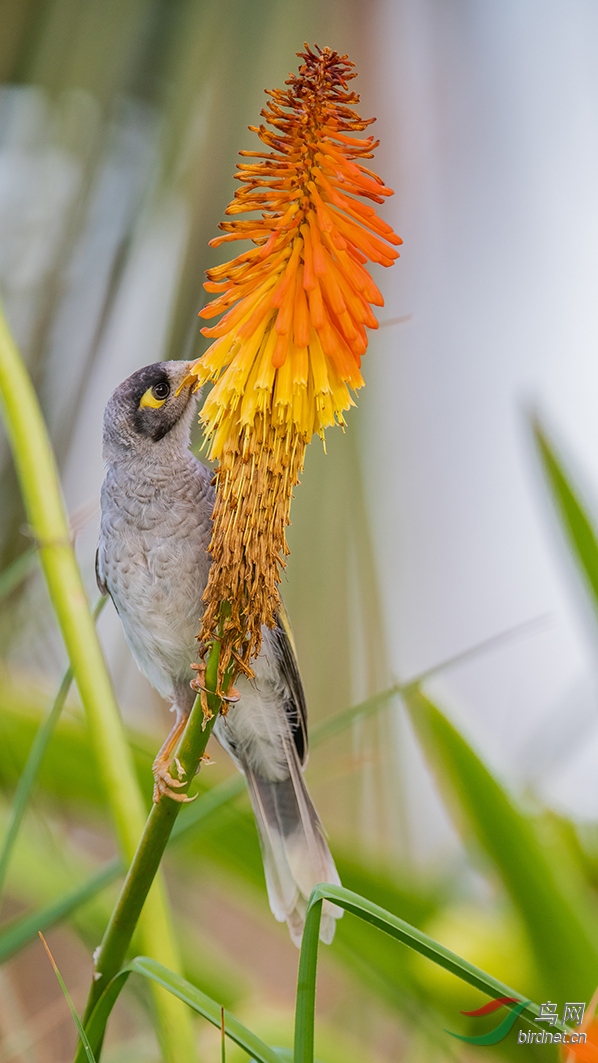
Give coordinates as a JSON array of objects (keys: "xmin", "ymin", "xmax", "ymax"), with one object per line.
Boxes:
[{"xmin": 96, "ymin": 360, "xmax": 341, "ymax": 944}]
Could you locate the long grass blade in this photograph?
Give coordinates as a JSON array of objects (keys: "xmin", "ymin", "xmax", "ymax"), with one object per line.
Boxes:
[
  {"xmin": 293, "ymin": 884, "xmax": 566, "ymax": 1063},
  {"xmin": 39, "ymin": 933, "xmax": 98, "ymax": 1063},
  {"xmin": 403, "ymin": 686, "xmax": 598, "ymax": 1001},
  {"xmin": 83, "ymin": 958, "xmax": 281, "ymax": 1063},
  {"xmin": 0, "ymin": 777, "xmax": 245, "ymax": 966},
  {"xmin": 293, "ymin": 898, "xmax": 322, "ymax": 1063},
  {"xmin": 0, "ymin": 598, "xmax": 106, "ymax": 899},
  {"xmin": 311, "ymin": 613, "xmax": 547, "ymax": 748},
  {"xmin": 533, "ymin": 419, "xmax": 598, "ymax": 613}
]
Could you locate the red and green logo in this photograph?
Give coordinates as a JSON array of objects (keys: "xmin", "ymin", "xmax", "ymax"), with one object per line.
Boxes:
[{"xmin": 447, "ymin": 996, "xmax": 531, "ymax": 1046}]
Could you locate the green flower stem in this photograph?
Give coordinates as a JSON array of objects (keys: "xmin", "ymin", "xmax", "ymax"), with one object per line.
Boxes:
[
  {"xmin": 81, "ymin": 641, "xmax": 222, "ymax": 1044},
  {"xmin": 0, "ymin": 304, "xmax": 196, "ymax": 1063}
]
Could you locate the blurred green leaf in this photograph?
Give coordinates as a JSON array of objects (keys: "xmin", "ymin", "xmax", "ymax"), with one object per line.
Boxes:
[
  {"xmin": 0, "ymin": 797, "xmax": 247, "ymax": 1012},
  {"xmin": 533, "ymin": 419, "xmax": 598, "ymax": 611},
  {"xmin": 0, "ymin": 598, "xmax": 106, "ymax": 897},
  {"xmin": 403, "ymin": 686, "xmax": 598, "ymax": 1001},
  {"xmin": 0, "ymin": 860, "xmax": 119, "ymax": 964},
  {"xmin": 0, "ymin": 679, "xmax": 156, "ymax": 806},
  {"xmin": 40, "ymin": 931, "xmax": 98, "ymax": 1063},
  {"xmin": 0, "ymin": 548, "xmax": 36, "ymax": 603}
]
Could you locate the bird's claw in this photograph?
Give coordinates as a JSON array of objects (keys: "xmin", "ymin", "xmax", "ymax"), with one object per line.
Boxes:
[
  {"xmin": 190, "ymin": 662, "xmax": 215, "ymax": 723},
  {"xmin": 152, "ymin": 756, "xmax": 195, "ymax": 804},
  {"xmin": 152, "ymin": 771, "xmax": 197, "ymax": 804},
  {"xmin": 190, "ymin": 662, "xmax": 240, "ymax": 713},
  {"xmin": 223, "ymin": 685, "xmax": 241, "ymax": 704}
]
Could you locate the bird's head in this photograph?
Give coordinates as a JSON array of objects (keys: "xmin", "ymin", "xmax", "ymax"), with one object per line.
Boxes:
[{"xmin": 102, "ymin": 361, "xmax": 199, "ymax": 461}]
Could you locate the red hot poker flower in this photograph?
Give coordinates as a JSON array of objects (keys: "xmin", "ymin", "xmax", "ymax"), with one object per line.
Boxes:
[{"xmin": 186, "ymin": 44, "xmax": 401, "ymax": 683}]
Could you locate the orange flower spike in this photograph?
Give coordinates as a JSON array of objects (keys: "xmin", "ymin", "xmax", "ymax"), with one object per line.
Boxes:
[
  {"xmin": 186, "ymin": 44, "xmax": 401, "ymax": 683},
  {"xmin": 306, "ymin": 283, "xmax": 326, "ymax": 330},
  {"xmin": 293, "ymin": 267, "xmax": 311, "ymax": 348},
  {"xmin": 300, "ymin": 224, "xmax": 316, "ymax": 290}
]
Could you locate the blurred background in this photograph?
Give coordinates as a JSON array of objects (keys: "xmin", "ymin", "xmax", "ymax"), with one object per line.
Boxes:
[{"xmin": 2, "ymin": 1, "xmax": 598, "ymax": 1060}]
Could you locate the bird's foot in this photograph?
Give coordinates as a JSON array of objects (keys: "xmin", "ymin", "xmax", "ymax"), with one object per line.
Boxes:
[
  {"xmin": 190, "ymin": 662, "xmax": 212, "ymax": 721},
  {"xmin": 152, "ymin": 755, "xmax": 196, "ymax": 804},
  {"xmin": 190, "ymin": 662, "xmax": 241, "ymax": 721}
]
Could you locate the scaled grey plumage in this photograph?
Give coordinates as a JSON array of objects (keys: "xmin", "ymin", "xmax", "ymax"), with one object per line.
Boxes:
[{"xmin": 96, "ymin": 360, "xmax": 341, "ymax": 945}]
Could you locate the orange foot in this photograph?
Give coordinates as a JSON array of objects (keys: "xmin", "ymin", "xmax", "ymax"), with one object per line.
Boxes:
[{"xmin": 152, "ymin": 716, "xmax": 195, "ymax": 803}]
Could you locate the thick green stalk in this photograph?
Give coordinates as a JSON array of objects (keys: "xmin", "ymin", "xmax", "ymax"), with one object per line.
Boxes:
[
  {"xmin": 0, "ymin": 304, "xmax": 196, "ymax": 1063},
  {"xmin": 81, "ymin": 642, "xmax": 222, "ymax": 1046}
]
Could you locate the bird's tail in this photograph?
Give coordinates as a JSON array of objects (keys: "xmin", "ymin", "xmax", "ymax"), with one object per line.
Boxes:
[{"xmin": 244, "ymin": 748, "xmax": 342, "ymax": 946}]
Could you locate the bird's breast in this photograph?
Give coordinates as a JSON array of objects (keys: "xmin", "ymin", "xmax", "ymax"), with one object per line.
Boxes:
[{"xmin": 97, "ymin": 470, "xmax": 212, "ymax": 697}]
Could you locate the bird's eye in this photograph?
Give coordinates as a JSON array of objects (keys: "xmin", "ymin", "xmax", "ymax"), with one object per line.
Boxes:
[
  {"xmin": 139, "ymin": 381, "xmax": 171, "ymax": 409},
  {"xmin": 152, "ymin": 382, "xmax": 170, "ymax": 400}
]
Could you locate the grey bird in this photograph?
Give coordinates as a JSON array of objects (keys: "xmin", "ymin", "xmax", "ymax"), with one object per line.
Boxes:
[{"xmin": 96, "ymin": 360, "xmax": 341, "ymax": 945}]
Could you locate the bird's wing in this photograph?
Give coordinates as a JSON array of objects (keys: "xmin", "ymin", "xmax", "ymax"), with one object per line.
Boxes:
[
  {"xmin": 273, "ymin": 604, "xmax": 308, "ymax": 765},
  {"xmin": 95, "ymin": 546, "xmax": 108, "ymax": 597}
]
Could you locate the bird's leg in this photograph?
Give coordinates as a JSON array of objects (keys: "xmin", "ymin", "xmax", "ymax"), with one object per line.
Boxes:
[{"xmin": 152, "ymin": 712, "xmax": 194, "ymax": 804}]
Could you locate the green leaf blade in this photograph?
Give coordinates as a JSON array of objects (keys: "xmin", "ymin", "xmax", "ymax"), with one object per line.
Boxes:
[
  {"xmin": 40, "ymin": 934, "xmax": 98, "ymax": 1063},
  {"xmin": 80, "ymin": 959, "xmax": 282, "ymax": 1063},
  {"xmin": 533, "ymin": 420, "xmax": 598, "ymax": 609},
  {"xmin": 293, "ymin": 882, "xmax": 559, "ymax": 1063},
  {"xmin": 0, "ymin": 861, "xmax": 121, "ymax": 965},
  {"xmin": 0, "ymin": 548, "xmax": 36, "ymax": 603},
  {"xmin": 403, "ymin": 686, "xmax": 598, "ymax": 1001}
]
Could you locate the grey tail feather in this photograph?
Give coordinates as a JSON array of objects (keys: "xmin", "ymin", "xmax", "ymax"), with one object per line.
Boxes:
[{"xmin": 244, "ymin": 746, "xmax": 342, "ymax": 947}]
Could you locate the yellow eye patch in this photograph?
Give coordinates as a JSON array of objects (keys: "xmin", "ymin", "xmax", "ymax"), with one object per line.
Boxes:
[{"xmin": 139, "ymin": 386, "xmax": 167, "ymax": 409}]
